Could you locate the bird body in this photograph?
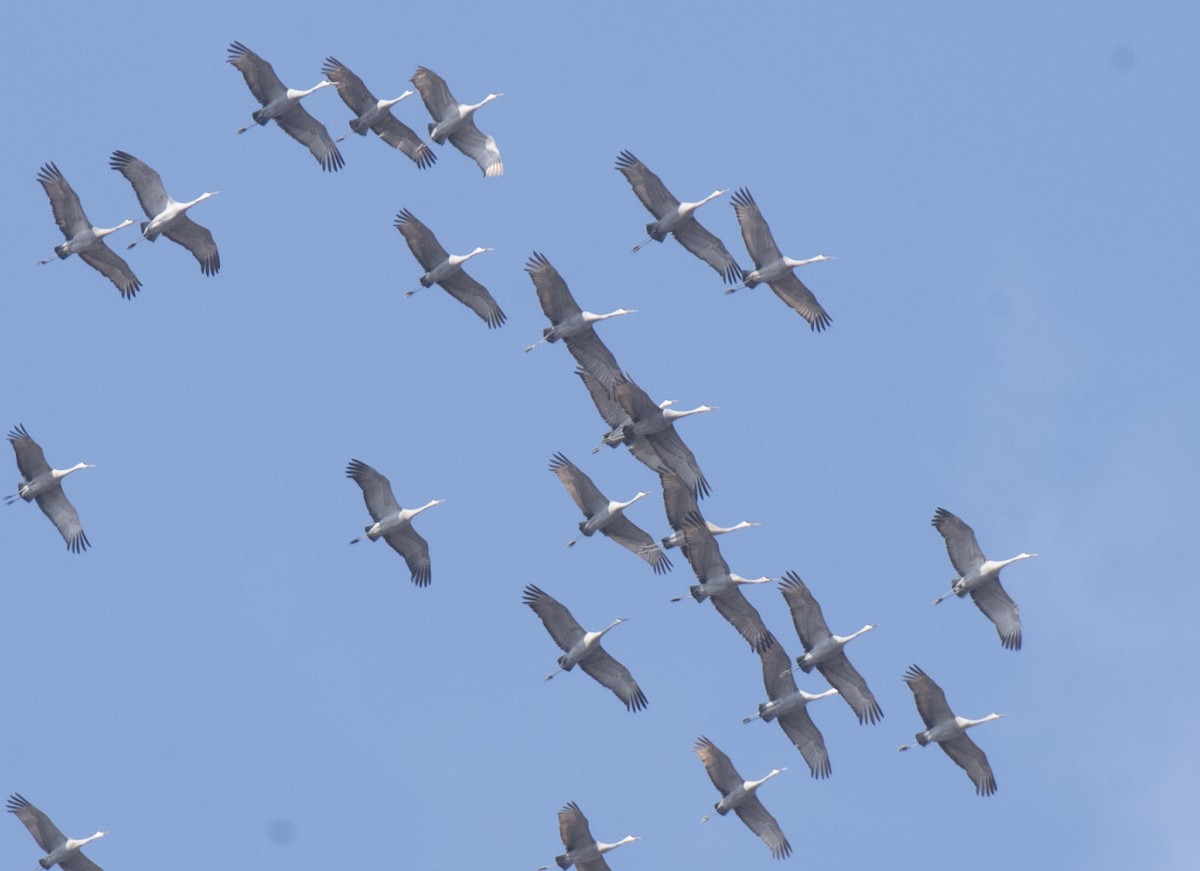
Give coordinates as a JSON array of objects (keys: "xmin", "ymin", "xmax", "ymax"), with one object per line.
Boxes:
[
  {"xmin": 541, "ymin": 802, "xmax": 638, "ymax": 871},
  {"xmin": 228, "ymin": 42, "xmax": 344, "ymax": 172},
  {"xmin": 523, "ymin": 585, "xmax": 647, "ymax": 711},
  {"xmin": 321, "ymin": 58, "xmax": 435, "ymax": 168},
  {"xmin": 109, "ymin": 151, "xmax": 219, "ymax": 276},
  {"xmin": 728, "ymin": 188, "xmax": 832, "ymax": 330},
  {"xmin": 7, "ymin": 793, "xmax": 107, "ymax": 871},
  {"xmin": 411, "ymin": 67, "xmax": 503, "ymax": 176},
  {"xmin": 931, "ymin": 507, "xmax": 1036, "ymax": 650},
  {"xmin": 615, "ymin": 151, "xmax": 743, "ymax": 283},
  {"xmin": 613, "ymin": 375, "xmax": 712, "ymax": 499},
  {"xmin": 659, "ymin": 468, "xmax": 757, "ymax": 550},
  {"xmin": 743, "ymin": 644, "xmax": 836, "ymax": 778},
  {"xmin": 779, "ymin": 571, "xmax": 882, "ymax": 724},
  {"xmin": 35, "ymin": 163, "xmax": 141, "ymax": 298},
  {"xmin": 693, "ymin": 737, "xmax": 791, "ymax": 860},
  {"xmin": 394, "ymin": 209, "xmax": 505, "ymax": 327},
  {"xmin": 6, "ymin": 425, "xmax": 92, "ymax": 553},
  {"xmin": 346, "ymin": 459, "xmax": 440, "ymax": 586},
  {"xmin": 899, "ymin": 665, "xmax": 1002, "ymax": 796}
]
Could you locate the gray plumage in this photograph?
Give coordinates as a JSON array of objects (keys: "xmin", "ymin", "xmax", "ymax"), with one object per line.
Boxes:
[
  {"xmin": 744, "ymin": 642, "xmax": 836, "ymax": 779},
  {"xmin": 659, "ymin": 468, "xmax": 757, "ymax": 551},
  {"xmin": 346, "ymin": 458, "xmax": 440, "ymax": 586},
  {"xmin": 541, "ymin": 802, "xmax": 638, "ymax": 871},
  {"xmin": 522, "ymin": 584, "xmax": 647, "ymax": 712},
  {"xmin": 573, "ymin": 368, "xmax": 668, "ymax": 472},
  {"xmin": 613, "ymin": 374, "xmax": 713, "ymax": 500},
  {"xmin": 394, "ymin": 209, "xmax": 505, "ymax": 328},
  {"xmin": 410, "ymin": 66, "xmax": 502, "ymax": 177},
  {"xmin": 35, "ymin": 163, "xmax": 140, "ymax": 298},
  {"xmin": 7, "ymin": 793, "xmax": 106, "ymax": 871},
  {"xmin": 615, "ymin": 150, "xmax": 743, "ymax": 284},
  {"xmin": 320, "ymin": 57, "xmax": 435, "ymax": 168},
  {"xmin": 694, "ymin": 737, "xmax": 791, "ymax": 860},
  {"xmin": 779, "ymin": 571, "xmax": 882, "ymax": 724},
  {"xmin": 5, "ymin": 425, "xmax": 91, "ymax": 553}
]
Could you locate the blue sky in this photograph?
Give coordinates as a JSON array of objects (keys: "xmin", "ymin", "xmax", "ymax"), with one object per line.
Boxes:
[{"xmin": 3, "ymin": 2, "xmax": 1197, "ymax": 869}]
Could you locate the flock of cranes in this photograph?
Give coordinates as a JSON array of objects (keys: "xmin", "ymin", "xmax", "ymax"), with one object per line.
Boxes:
[{"xmin": 12, "ymin": 34, "xmax": 1044, "ymax": 871}]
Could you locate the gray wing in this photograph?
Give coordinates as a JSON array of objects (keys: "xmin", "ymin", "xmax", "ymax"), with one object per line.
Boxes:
[
  {"xmin": 345, "ymin": 458, "xmax": 401, "ymax": 520},
  {"xmin": 940, "ymin": 733, "xmax": 998, "ymax": 796},
  {"xmin": 678, "ymin": 514, "xmax": 730, "ymax": 583},
  {"xmin": 321, "ymin": 57, "xmax": 376, "ymax": 114},
  {"xmin": 575, "ymin": 858, "xmax": 612, "ymax": 871},
  {"xmin": 372, "ymin": 116, "xmax": 436, "ymax": 168},
  {"xmin": 574, "ymin": 367, "xmax": 627, "ymax": 431},
  {"xmin": 969, "ymin": 579, "xmax": 1022, "ymax": 650},
  {"xmin": 447, "ymin": 122, "xmax": 503, "ymax": 177},
  {"xmin": 710, "ymin": 587, "xmax": 776, "ymax": 653},
  {"xmin": 8, "ymin": 424, "xmax": 50, "ymax": 480},
  {"xmin": 579, "ymin": 646, "xmax": 648, "ymax": 711},
  {"xmin": 526, "ymin": 251, "xmax": 582, "ymax": 325},
  {"xmin": 693, "ymin": 736, "xmax": 742, "ymax": 793},
  {"xmin": 614, "ymin": 150, "xmax": 679, "ymax": 219},
  {"xmin": 522, "ymin": 584, "xmax": 585, "ymax": 652},
  {"xmin": 817, "ymin": 652, "xmax": 882, "ymax": 724},
  {"xmin": 777, "ymin": 705, "xmax": 831, "ymax": 779},
  {"xmin": 410, "ymin": 66, "xmax": 458, "ymax": 120},
  {"xmin": 659, "ymin": 469, "xmax": 700, "ymax": 535},
  {"xmin": 108, "ymin": 150, "xmax": 170, "ymax": 218},
  {"xmin": 227, "ymin": 42, "xmax": 286, "ymax": 106},
  {"xmin": 37, "ymin": 163, "xmax": 90, "ymax": 240},
  {"xmin": 549, "ymin": 452, "xmax": 608, "ymax": 515},
  {"xmin": 563, "ymin": 333, "xmax": 621, "ymax": 392},
  {"xmin": 394, "ymin": 209, "xmax": 449, "ymax": 271},
  {"xmin": 382, "ymin": 524, "xmax": 431, "ymax": 586},
  {"xmin": 612, "ymin": 374, "xmax": 661, "ymax": 423},
  {"xmin": 730, "ymin": 188, "xmax": 783, "ymax": 268},
  {"xmin": 6, "ymin": 794, "xmax": 67, "ymax": 854},
  {"xmin": 557, "ymin": 801, "xmax": 594, "ymax": 851},
  {"xmin": 78, "ymin": 243, "xmax": 142, "ymax": 298},
  {"xmin": 671, "ymin": 216, "xmax": 744, "ymax": 285},
  {"xmin": 766, "ymin": 273, "xmax": 831, "ymax": 332},
  {"xmin": 600, "ymin": 515, "xmax": 672, "ymax": 575},
  {"xmin": 644, "ymin": 426, "xmax": 710, "ymax": 500},
  {"xmin": 733, "ymin": 797, "xmax": 792, "ymax": 860},
  {"xmin": 60, "ymin": 854, "xmax": 104, "ymax": 871},
  {"xmin": 275, "ymin": 103, "xmax": 344, "ymax": 172},
  {"xmin": 932, "ymin": 507, "xmax": 986, "ymax": 577},
  {"xmin": 436, "ymin": 269, "xmax": 505, "ymax": 328},
  {"xmin": 35, "ymin": 487, "xmax": 90, "ymax": 553},
  {"xmin": 903, "ymin": 664, "xmax": 953, "ymax": 729},
  {"xmin": 778, "ymin": 571, "xmax": 833, "ymax": 651},
  {"xmin": 163, "ymin": 217, "xmax": 220, "ymax": 276}
]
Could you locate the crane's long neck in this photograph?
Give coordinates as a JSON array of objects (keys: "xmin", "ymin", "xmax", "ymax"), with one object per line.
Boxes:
[
  {"xmin": 411, "ymin": 499, "xmax": 444, "ymax": 518},
  {"xmin": 583, "ymin": 308, "xmax": 636, "ymax": 325},
  {"xmin": 956, "ymin": 712, "xmax": 1003, "ymax": 730},
  {"xmin": 713, "ymin": 520, "xmax": 758, "ymax": 534},
  {"xmin": 681, "ymin": 189, "xmax": 728, "ymax": 217},
  {"xmin": 597, "ymin": 836, "xmax": 638, "ymax": 854},
  {"xmin": 997, "ymin": 552, "xmax": 1037, "ymax": 570},
  {"xmin": 731, "ymin": 574, "xmax": 772, "ymax": 587},
  {"xmin": 614, "ymin": 491, "xmax": 648, "ymax": 512},
  {"xmin": 835, "ymin": 624, "xmax": 876, "ymax": 645},
  {"xmin": 463, "ymin": 93, "xmax": 501, "ymax": 116},
  {"xmin": 53, "ymin": 462, "xmax": 92, "ymax": 480},
  {"xmin": 383, "ymin": 91, "xmax": 414, "ymax": 109},
  {"xmin": 290, "ymin": 80, "xmax": 333, "ymax": 101},
  {"xmin": 67, "ymin": 832, "xmax": 107, "ymax": 850},
  {"xmin": 181, "ymin": 192, "xmax": 217, "ymax": 211},
  {"xmin": 783, "ymin": 253, "xmax": 831, "ymax": 269},
  {"xmin": 95, "ymin": 219, "xmax": 134, "ymax": 238},
  {"xmin": 746, "ymin": 768, "xmax": 785, "ymax": 791},
  {"xmin": 449, "ymin": 247, "xmax": 491, "ymax": 268},
  {"xmin": 662, "ymin": 405, "xmax": 714, "ymax": 422}
]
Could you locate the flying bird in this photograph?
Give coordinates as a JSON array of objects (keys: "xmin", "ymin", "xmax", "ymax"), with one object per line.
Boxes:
[
  {"xmin": 539, "ymin": 802, "xmax": 639, "ymax": 871},
  {"xmin": 742, "ymin": 642, "xmax": 837, "ymax": 779},
  {"xmin": 671, "ymin": 512, "xmax": 775, "ymax": 653},
  {"xmin": 931, "ymin": 507, "xmax": 1036, "ymax": 651},
  {"xmin": 779, "ymin": 571, "xmax": 882, "ymax": 724},
  {"xmin": 548, "ymin": 452, "xmax": 671, "ymax": 574},
  {"xmin": 658, "ymin": 468, "xmax": 757, "ymax": 552},
  {"xmin": 6, "ymin": 425, "xmax": 92, "ymax": 553},
  {"xmin": 320, "ymin": 57, "xmax": 435, "ymax": 168},
  {"xmin": 572, "ymin": 368, "xmax": 669, "ymax": 474},
  {"xmin": 615, "ymin": 151, "xmax": 744, "ymax": 284},
  {"xmin": 523, "ymin": 252, "xmax": 631, "ymax": 388},
  {"xmin": 411, "ymin": 66, "xmax": 502, "ymax": 177},
  {"xmin": 899, "ymin": 665, "xmax": 1002, "ymax": 796},
  {"xmin": 613, "ymin": 374, "xmax": 713, "ymax": 500},
  {"xmin": 522, "ymin": 584, "xmax": 647, "ymax": 711},
  {"xmin": 394, "ymin": 209, "xmax": 505, "ymax": 328},
  {"xmin": 727, "ymin": 188, "xmax": 832, "ymax": 331},
  {"xmin": 109, "ymin": 151, "xmax": 219, "ymax": 276},
  {"xmin": 346, "ymin": 458, "xmax": 441, "ymax": 586},
  {"xmin": 227, "ymin": 41, "xmax": 344, "ymax": 172},
  {"xmin": 35, "ymin": 162, "xmax": 141, "ymax": 298},
  {"xmin": 7, "ymin": 793, "xmax": 107, "ymax": 871},
  {"xmin": 693, "ymin": 737, "xmax": 791, "ymax": 860}
]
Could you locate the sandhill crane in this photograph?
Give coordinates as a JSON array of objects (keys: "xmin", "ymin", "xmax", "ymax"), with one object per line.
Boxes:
[
  {"xmin": 671, "ymin": 512, "xmax": 775, "ymax": 652},
  {"xmin": 538, "ymin": 802, "xmax": 638, "ymax": 871},
  {"xmin": 522, "ymin": 584, "xmax": 647, "ymax": 711},
  {"xmin": 743, "ymin": 642, "xmax": 837, "ymax": 779},
  {"xmin": 658, "ymin": 469, "xmax": 757, "ymax": 551},
  {"xmin": 613, "ymin": 374, "xmax": 713, "ymax": 499},
  {"xmin": 227, "ymin": 41, "xmax": 344, "ymax": 172},
  {"xmin": 693, "ymin": 737, "xmax": 791, "ymax": 860},
  {"xmin": 899, "ymin": 665, "xmax": 1002, "ymax": 796},
  {"xmin": 727, "ymin": 188, "xmax": 832, "ymax": 331},
  {"xmin": 615, "ymin": 151, "xmax": 744, "ymax": 284},
  {"xmin": 779, "ymin": 571, "xmax": 882, "ymax": 724},
  {"xmin": 931, "ymin": 507, "xmax": 1036, "ymax": 651},
  {"xmin": 572, "ymin": 368, "xmax": 669, "ymax": 474},
  {"xmin": 35, "ymin": 163, "xmax": 141, "ymax": 298},
  {"xmin": 108, "ymin": 151, "xmax": 219, "ymax": 276},
  {"xmin": 6, "ymin": 425, "xmax": 92, "ymax": 553},
  {"xmin": 548, "ymin": 452, "xmax": 671, "ymax": 574},
  {"xmin": 345, "ymin": 459, "xmax": 441, "ymax": 586},
  {"xmin": 320, "ymin": 58, "xmax": 435, "ymax": 168},
  {"xmin": 7, "ymin": 793, "xmax": 106, "ymax": 871},
  {"xmin": 410, "ymin": 66, "xmax": 502, "ymax": 177},
  {"xmin": 393, "ymin": 209, "xmax": 505, "ymax": 328},
  {"xmin": 523, "ymin": 252, "xmax": 631, "ymax": 387}
]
